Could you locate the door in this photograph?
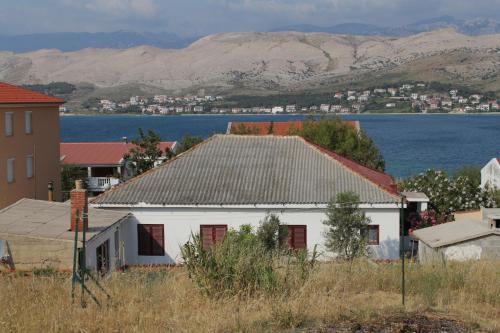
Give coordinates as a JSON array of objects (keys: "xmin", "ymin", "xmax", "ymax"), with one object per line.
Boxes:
[{"xmin": 96, "ymin": 240, "xmax": 110, "ymax": 276}]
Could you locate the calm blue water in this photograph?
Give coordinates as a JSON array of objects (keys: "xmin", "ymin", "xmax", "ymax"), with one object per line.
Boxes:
[{"xmin": 60, "ymin": 114, "xmax": 500, "ymax": 179}]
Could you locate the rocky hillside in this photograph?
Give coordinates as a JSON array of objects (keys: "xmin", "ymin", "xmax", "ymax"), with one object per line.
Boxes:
[{"xmin": 1, "ymin": 29, "xmax": 499, "ymax": 95}]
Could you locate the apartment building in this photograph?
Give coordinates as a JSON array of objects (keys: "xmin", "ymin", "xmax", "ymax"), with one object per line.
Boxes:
[{"xmin": 0, "ymin": 82, "xmax": 64, "ymax": 208}]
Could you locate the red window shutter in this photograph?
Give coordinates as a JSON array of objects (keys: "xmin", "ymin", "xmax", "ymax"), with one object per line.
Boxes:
[
  {"xmin": 150, "ymin": 225, "xmax": 165, "ymax": 255},
  {"xmin": 214, "ymin": 226, "xmax": 227, "ymax": 243},
  {"xmin": 292, "ymin": 226, "xmax": 306, "ymax": 249},
  {"xmin": 281, "ymin": 225, "xmax": 307, "ymax": 250},
  {"xmin": 201, "ymin": 226, "xmax": 214, "ymax": 250},
  {"xmin": 200, "ymin": 225, "xmax": 227, "ymax": 250},
  {"xmin": 137, "ymin": 224, "xmax": 150, "ymax": 256},
  {"xmin": 137, "ymin": 224, "xmax": 165, "ymax": 256}
]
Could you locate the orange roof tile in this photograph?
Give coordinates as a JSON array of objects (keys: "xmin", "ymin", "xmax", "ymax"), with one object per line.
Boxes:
[
  {"xmin": 228, "ymin": 120, "xmax": 359, "ymax": 135},
  {"xmin": 0, "ymin": 82, "xmax": 65, "ymax": 104},
  {"xmin": 60, "ymin": 142, "xmax": 177, "ymax": 166}
]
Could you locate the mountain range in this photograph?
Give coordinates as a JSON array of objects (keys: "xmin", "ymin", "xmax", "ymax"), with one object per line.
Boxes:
[
  {"xmin": 1, "ymin": 16, "xmax": 500, "ymax": 53},
  {"xmin": 0, "ymin": 31, "xmax": 198, "ymax": 53},
  {"xmin": 1, "ymin": 29, "xmax": 499, "ymax": 99},
  {"xmin": 273, "ymin": 16, "xmax": 500, "ymax": 37}
]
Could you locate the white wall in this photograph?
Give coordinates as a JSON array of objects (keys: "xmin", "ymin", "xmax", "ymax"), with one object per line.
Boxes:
[
  {"xmin": 481, "ymin": 158, "xmax": 500, "ymax": 189},
  {"xmin": 109, "ymin": 207, "xmax": 400, "ymax": 265},
  {"xmin": 85, "ymin": 219, "xmax": 129, "ymax": 272}
]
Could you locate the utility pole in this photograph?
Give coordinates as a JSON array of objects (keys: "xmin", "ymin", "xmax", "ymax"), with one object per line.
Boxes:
[{"xmin": 400, "ymin": 195, "xmax": 406, "ymax": 306}]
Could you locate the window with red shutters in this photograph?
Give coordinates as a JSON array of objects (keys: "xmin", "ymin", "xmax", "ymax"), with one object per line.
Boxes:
[
  {"xmin": 280, "ymin": 225, "xmax": 307, "ymax": 250},
  {"xmin": 200, "ymin": 225, "xmax": 228, "ymax": 250},
  {"xmin": 137, "ymin": 224, "xmax": 165, "ymax": 256}
]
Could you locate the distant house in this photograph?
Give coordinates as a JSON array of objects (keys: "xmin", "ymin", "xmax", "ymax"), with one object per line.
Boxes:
[
  {"xmin": 441, "ymin": 100, "xmax": 452, "ymax": 107},
  {"xmin": 227, "ymin": 120, "xmax": 360, "ymax": 135},
  {"xmin": 413, "ymin": 209, "xmax": 500, "ymax": 263},
  {"xmin": 320, "ymin": 104, "xmax": 331, "ymax": 112},
  {"xmin": 385, "ymin": 103, "xmax": 396, "ymax": 108},
  {"xmin": 92, "ymin": 135, "xmax": 407, "ymax": 263},
  {"xmin": 387, "ymin": 88, "xmax": 398, "ymax": 96},
  {"xmin": 481, "ymin": 158, "xmax": 500, "ymax": 189},
  {"xmin": 60, "ymin": 141, "xmax": 177, "ymax": 195},
  {"xmin": 271, "ymin": 106, "xmax": 283, "ymax": 114}
]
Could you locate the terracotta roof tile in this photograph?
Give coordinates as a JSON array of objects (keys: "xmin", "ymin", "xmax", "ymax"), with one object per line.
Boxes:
[
  {"xmin": 228, "ymin": 120, "xmax": 360, "ymax": 135},
  {"xmin": 0, "ymin": 81, "xmax": 65, "ymax": 104}
]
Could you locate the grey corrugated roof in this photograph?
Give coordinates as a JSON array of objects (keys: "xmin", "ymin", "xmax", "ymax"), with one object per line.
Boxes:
[
  {"xmin": 412, "ymin": 219, "xmax": 500, "ymax": 248},
  {"xmin": 0, "ymin": 199, "xmax": 129, "ymax": 241},
  {"xmin": 93, "ymin": 135, "xmax": 399, "ymax": 206}
]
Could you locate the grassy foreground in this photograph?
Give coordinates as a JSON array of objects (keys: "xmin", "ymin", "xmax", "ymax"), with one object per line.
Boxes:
[{"xmin": 1, "ymin": 261, "xmax": 499, "ymax": 332}]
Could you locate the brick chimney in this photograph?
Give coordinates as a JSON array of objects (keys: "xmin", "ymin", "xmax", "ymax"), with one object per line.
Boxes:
[{"xmin": 70, "ymin": 180, "xmax": 88, "ymax": 232}]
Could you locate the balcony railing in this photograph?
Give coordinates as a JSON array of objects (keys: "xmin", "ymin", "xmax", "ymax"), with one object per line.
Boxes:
[{"xmin": 87, "ymin": 177, "xmax": 120, "ymax": 192}]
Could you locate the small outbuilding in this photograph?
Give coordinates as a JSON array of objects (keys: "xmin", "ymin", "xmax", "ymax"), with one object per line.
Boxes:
[
  {"xmin": 413, "ymin": 209, "xmax": 500, "ymax": 263},
  {"xmin": 0, "ymin": 195, "xmax": 130, "ymax": 273}
]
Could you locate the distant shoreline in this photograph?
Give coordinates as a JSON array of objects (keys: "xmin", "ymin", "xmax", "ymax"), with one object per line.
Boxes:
[{"xmin": 61, "ymin": 112, "xmax": 500, "ymax": 117}]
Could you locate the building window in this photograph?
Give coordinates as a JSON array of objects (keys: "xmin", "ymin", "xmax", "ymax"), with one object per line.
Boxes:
[
  {"xmin": 137, "ymin": 224, "xmax": 164, "ymax": 256},
  {"xmin": 5, "ymin": 112, "xmax": 13, "ymax": 136},
  {"xmin": 25, "ymin": 111, "xmax": 32, "ymax": 134},
  {"xmin": 280, "ymin": 225, "xmax": 307, "ymax": 250},
  {"xmin": 363, "ymin": 225, "xmax": 380, "ymax": 245},
  {"xmin": 26, "ymin": 155, "xmax": 33, "ymax": 178},
  {"xmin": 200, "ymin": 225, "xmax": 227, "ymax": 250},
  {"xmin": 6, "ymin": 158, "xmax": 14, "ymax": 183}
]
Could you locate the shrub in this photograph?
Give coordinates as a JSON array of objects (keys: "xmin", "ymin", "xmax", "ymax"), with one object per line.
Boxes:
[
  {"xmin": 180, "ymin": 215, "xmax": 318, "ymax": 297},
  {"xmin": 399, "ymin": 169, "xmax": 496, "ymax": 214}
]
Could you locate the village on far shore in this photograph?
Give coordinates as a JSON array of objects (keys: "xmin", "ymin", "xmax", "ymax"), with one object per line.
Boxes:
[{"xmin": 61, "ymin": 82, "xmax": 500, "ymax": 115}]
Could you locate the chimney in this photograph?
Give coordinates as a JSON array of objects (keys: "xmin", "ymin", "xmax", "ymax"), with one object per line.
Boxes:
[
  {"xmin": 47, "ymin": 181, "xmax": 54, "ymax": 202},
  {"xmin": 70, "ymin": 180, "xmax": 88, "ymax": 232}
]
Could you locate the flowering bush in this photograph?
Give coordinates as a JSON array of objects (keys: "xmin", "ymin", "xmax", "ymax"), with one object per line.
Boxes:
[
  {"xmin": 407, "ymin": 209, "xmax": 453, "ymax": 231},
  {"xmin": 399, "ymin": 169, "xmax": 496, "ymax": 214}
]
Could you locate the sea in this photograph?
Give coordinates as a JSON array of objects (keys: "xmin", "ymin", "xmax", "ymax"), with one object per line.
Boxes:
[{"xmin": 60, "ymin": 114, "xmax": 500, "ymax": 179}]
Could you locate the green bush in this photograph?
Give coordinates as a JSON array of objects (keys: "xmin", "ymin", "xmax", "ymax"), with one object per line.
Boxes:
[{"xmin": 180, "ymin": 215, "xmax": 318, "ymax": 297}]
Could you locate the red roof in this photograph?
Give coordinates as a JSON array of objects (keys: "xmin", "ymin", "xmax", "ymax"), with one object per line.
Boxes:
[
  {"xmin": 228, "ymin": 120, "xmax": 360, "ymax": 135},
  {"xmin": 0, "ymin": 82, "xmax": 65, "ymax": 104},
  {"xmin": 305, "ymin": 139, "xmax": 398, "ymax": 196},
  {"xmin": 60, "ymin": 142, "xmax": 177, "ymax": 166}
]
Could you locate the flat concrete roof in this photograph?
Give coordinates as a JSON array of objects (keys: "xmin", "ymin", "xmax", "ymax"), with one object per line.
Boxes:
[{"xmin": 0, "ymin": 199, "xmax": 129, "ymax": 242}]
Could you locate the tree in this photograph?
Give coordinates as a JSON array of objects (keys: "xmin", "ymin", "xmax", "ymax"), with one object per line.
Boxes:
[
  {"xmin": 299, "ymin": 117, "xmax": 385, "ymax": 171},
  {"xmin": 61, "ymin": 165, "xmax": 88, "ymax": 200},
  {"xmin": 323, "ymin": 192, "xmax": 371, "ymax": 261},
  {"xmin": 176, "ymin": 134, "xmax": 204, "ymax": 154},
  {"xmin": 256, "ymin": 214, "xmax": 288, "ymax": 252},
  {"xmin": 452, "ymin": 166, "xmax": 481, "ymax": 188},
  {"xmin": 124, "ymin": 128, "xmax": 165, "ymax": 175}
]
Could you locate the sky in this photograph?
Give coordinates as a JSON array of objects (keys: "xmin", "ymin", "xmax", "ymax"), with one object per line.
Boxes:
[{"xmin": 1, "ymin": 0, "xmax": 500, "ymax": 36}]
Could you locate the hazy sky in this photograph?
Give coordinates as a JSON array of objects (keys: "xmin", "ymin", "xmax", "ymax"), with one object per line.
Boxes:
[{"xmin": 1, "ymin": 0, "xmax": 500, "ymax": 36}]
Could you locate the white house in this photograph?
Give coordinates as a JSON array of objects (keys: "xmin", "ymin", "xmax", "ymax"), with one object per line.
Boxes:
[
  {"xmin": 92, "ymin": 135, "xmax": 407, "ymax": 265},
  {"xmin": 481, "ymin": 158, "xmax": 500, "ymax": 189},
  {"xmin": 271, "ymin": 106, "xmax": 284, "ymax": 114}
]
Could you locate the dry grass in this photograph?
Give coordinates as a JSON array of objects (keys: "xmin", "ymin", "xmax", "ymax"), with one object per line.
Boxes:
[{"xmin": 1, "ymin": 261, "xmax": 499, "ymax": 332}]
